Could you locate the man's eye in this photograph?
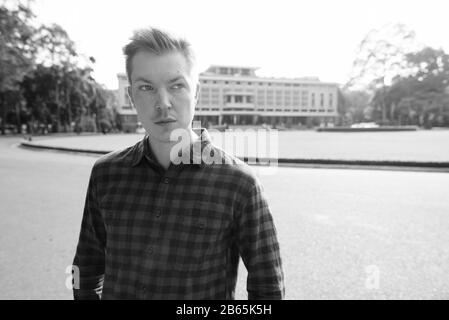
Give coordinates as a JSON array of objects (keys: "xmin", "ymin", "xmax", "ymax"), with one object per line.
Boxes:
[
  {"xmin": 139, "ymin": 84, "xmax": 154, "ymax": 91},
  {"xmin": 172, "ymin": 83, "xmax": 184, "ymax": 89}
]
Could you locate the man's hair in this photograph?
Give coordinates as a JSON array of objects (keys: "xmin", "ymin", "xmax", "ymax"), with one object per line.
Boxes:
[{"xmin": 123, "ymin": 27, "xmax": 197, "ymax": 83}]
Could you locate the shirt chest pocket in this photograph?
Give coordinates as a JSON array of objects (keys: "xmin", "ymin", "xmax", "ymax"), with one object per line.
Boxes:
[{"xmin": 170, "ymin": 202, "xmax": 227, "ymax": 271}]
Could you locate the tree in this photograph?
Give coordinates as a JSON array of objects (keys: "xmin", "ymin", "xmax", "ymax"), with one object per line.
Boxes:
[
  {"xmin": 382, "ymin": 47, "xmax": 449, "ymax": 127},
  {"xmin": 21, "ymin": 62, "xmax": 108, "ymax": 133},
  {"xmin": 345, "ymin": 23, "xmax": 422, "ymax": 122},
  {"xmin": 338, "ymin": 89, "xmax": 372, "ymax": 125},
  {"xmin": 0, "ymin": 1, "xmax": 37, "ymax": 133},
  {"xmin": 1, "ymin": 1, "xmax": 110, "ymax": 134}
]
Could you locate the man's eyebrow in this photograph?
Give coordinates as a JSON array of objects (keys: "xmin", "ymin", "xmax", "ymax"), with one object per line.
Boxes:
[
  {"xmin": 133, "ymin": 76, "xmax": 187, "ymax": 83},
  {"xmin": 134, "ymin": 76, "xmax": 153, "ymax": 83},
  {"xmin": 168, "ymin": 76, "xmax": 187, "ymax": 83}
]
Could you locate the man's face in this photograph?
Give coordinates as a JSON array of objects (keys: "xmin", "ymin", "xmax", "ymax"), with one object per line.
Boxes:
[{"xmin": 128, "ymin": 50, "xmax": 199, "ymax": 142}]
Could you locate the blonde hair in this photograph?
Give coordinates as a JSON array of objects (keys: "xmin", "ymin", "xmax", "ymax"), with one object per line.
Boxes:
[{"xmin": 123, "ymin": 27, "xmax": 197, "ymax": 83}]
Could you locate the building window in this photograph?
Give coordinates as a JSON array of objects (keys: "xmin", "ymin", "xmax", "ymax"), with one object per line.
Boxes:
[
  {"xmin": 320, "ymin": 93, "xmax": 324, "ymax": 107},
  {"xmin": 301, "ymin": 91, "xmax": 308, "ymax": 107},
  {"xmin": 226, "ymin": 96, "xmax": 232, "ymax": 103},
  {"xmin": 329, "ymin": 93, "xmax": 333, "ymax": 107},
  {"xmin": 311, "ymin": 93, "xmax": 315, "ymax": 107},
  {"xmin": 276, "ymin": 98, "xmax": 282, "ymax": 105},
  {"xmin": 235, "ymin": 95, "xmax": 243, "ymax": 103}
]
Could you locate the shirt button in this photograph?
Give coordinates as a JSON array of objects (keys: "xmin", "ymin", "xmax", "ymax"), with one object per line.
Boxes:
[
  {"xmin": 146, "ymin": 246, "xmax": 154, "ymax": 255},
  {"xmin": 155, "ymin": 209, "xmax": 161, "ymax": 218},
  {"xmin": 162, "ymin": 177, "xmax": 170, "ymax": 184}
]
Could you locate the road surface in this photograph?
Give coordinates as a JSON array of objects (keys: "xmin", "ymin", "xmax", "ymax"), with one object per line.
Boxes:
[{"xmin": 1, "ymin": 136, "xmax": 448, "ymax": 299}]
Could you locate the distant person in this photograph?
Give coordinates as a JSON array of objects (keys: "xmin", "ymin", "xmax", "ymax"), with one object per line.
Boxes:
[{"xmin": 72, "ymin": 27, "xmax": 284, "ymax": 300}]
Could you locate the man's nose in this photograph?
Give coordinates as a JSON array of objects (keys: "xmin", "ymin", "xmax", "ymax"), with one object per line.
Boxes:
[{"xmin": 157, "ymin": 88, "xmax": 172, "ymax": 109}]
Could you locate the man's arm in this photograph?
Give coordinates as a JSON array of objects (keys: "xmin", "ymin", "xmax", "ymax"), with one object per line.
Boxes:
[
  {"xmin": 72, "ymin": 168, "xmax": 106, "ymax": 300},
  {"xmin": 235, "ymin": 179, "xmax": 285, "ymax": 300}
]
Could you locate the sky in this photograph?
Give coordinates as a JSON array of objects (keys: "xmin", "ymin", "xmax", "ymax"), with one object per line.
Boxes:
[{"xmin": 32, "ymin": 0, "xmax": 449, "ymax": 90}]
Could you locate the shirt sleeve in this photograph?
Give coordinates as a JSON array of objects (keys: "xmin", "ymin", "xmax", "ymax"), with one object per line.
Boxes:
[
  {"xmin": 235, "ymin": 179, "xmax": 285, "ymax": 300},
  {"xmin": 72, "ymin": 166, "xmax": 106, "ymax": 300}
]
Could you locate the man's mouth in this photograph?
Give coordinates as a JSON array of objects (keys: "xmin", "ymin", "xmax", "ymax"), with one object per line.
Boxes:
[{"xmin": 155, "ymin": 119, "xmax": 176, "ymax": 125}]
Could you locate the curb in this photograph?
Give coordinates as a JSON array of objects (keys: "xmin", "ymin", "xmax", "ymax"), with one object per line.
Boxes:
[
  {"xmin": 20, "ymin": 140, "xmax": 449, "ymax": 172},
  {"xmin": 20, "ymin": 141, "xmax": 109, "ymax": 155}
]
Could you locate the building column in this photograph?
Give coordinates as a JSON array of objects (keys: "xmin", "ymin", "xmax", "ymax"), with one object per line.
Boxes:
[
  {"xmin": 253, "ymin": 115, "xmax": 258, "ymax": 125},
  {"xmin": 218, "ymin": 115, "xmax": 223, "ymax": 125},
  {"xmin": 233, "ymin": 115, "xmax": 237, "ymax": 125}
]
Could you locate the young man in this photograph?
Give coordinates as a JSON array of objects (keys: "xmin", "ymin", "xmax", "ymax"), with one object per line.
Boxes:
[{"xmin": 72, "ymin": 27, "xmax": 284, "ymax": 299}]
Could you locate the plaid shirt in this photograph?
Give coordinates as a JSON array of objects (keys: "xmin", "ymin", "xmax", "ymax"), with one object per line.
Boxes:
[{"xmin": 72, "ymin": 129, "xmax": 284, "ymax": 300}]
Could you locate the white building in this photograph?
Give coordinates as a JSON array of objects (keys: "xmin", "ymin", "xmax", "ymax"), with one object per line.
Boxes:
[{"xmin": 116, "ymin": 65, "xmax": 339, "ymax": 129}]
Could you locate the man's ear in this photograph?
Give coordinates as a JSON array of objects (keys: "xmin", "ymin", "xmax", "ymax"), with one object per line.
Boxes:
[{"xmin": 126, "ymin": 86, "xmax": 134, "ymax": 107}]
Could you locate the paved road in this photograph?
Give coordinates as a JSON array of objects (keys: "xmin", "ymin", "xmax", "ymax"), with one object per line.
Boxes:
[
  {"xmin": 25, "ymin": 129, "xmax": 449, "ymax": 162},
  {"xmin": 1, "ymin": 137, "xmax": 449, "ymax": 299}
]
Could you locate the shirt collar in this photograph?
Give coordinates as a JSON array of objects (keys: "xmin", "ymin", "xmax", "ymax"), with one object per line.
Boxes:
[{"xmin": 130, "ymin": 128, "xmax": 212, "ymax": 168}]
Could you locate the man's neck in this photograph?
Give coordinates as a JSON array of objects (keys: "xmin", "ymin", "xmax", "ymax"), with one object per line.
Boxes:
[{"xmin": 149, "ymin": 129, "xmax": 200, "ymax": 170}]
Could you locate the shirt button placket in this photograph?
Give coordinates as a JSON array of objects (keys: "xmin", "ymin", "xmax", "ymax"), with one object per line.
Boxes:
[{"xmin": 140, "ymin": 284, "xmax": 147, "ymax": 299}]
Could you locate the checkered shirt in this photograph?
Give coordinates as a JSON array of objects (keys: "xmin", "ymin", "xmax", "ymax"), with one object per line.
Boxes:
[{"xmin": 72, "ymin": 129, "xmax": 284, "ymax": 300}]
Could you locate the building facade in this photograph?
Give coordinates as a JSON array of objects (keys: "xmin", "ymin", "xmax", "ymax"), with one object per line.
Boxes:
[{"xmin": 116, "ymin": 65, "xmax": 339, "ymax": 129}]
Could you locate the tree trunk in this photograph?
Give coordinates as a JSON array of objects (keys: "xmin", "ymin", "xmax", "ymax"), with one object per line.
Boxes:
[
  {"xmin": 15, "ymin": 101, "xmax": 23, "ymax": 134},
  {"xmin": 55, "ymin": 86, "xmax": 61, "ymax": 132},
  {"xmin": 67, "ymin": 88, "xmax": 73, "ymax": 132},
  {"xmin": 1, "ymin": 99, "xmax": 5, "ymax": 135}
]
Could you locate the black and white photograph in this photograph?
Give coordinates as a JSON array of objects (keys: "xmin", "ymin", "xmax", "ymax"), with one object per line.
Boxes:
[{"xmin": 1, "ymin": 0, "xmax": 449, "ymax": 302}]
